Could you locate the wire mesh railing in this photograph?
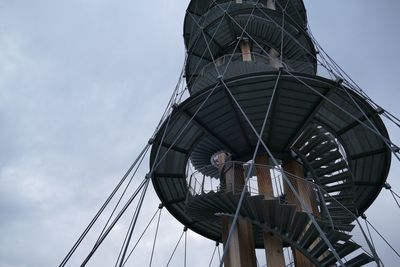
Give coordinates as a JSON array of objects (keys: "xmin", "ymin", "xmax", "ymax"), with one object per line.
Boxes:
[
  {"xmin": 188, "ymin": 52, "xmax": 316, "ymax": 89},
  {"xmin": 186, "ymin": 161, "xmax": 286, "ymax": 198}
]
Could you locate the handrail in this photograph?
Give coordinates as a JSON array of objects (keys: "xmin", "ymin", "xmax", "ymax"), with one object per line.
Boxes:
[
  {"xmin": 188, "ymin": 52, "xmax": 315, "ymax": 87},
  {"xmin": 186, "ymin": 160, "xmax": 359, "ymax": 228}
]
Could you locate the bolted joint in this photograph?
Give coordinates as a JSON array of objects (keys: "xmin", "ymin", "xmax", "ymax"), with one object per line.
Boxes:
[
  {"xmin": 158, "ymin": 203, "xmax": 164, "ymax": 209},
  {"xmin": 145, "ymin": 173, "xmax": 152, "ymax": 180},
  {"xmin": 172, "ymin": 103, "xmax": 179, "ymax": 110},
  {"xmin": 361, "ymin": 213, "xmax": 367, "ymax": 220},
  {"xmin": 183, "ymin": 226, "xmax": 188, "ymax": 232},
  {"xmin": 392, "ymin": 145, "xmax": 400, "ymax": 153},
  {"xmin": 384, "ymin": 183, "xmax": 392, "ymax": 190},
  {"xmin": 148, "ymin": 138, "xmax": 155, "ymax": 145},
  {"xmin": 215, "ymin": 241, "xmax": 219, "ymax": 247},
  {"xmin": 242, "ymin": 160, "xmax": 254, "ymax": 168},
  {"xmin": 375, "ymin": 105, "xmax": 384, "ymax": 114},
  {"xmin": 335, "ymin": 77, "xmax": 344, "ymax": 85}
]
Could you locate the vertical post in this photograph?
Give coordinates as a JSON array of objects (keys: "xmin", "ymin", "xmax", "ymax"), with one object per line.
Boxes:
[
  {"xmin": 217, "ymin": 156, "xmax": 256, "ymax": 267},
  {"xmin": 255, "ymin": 154, "xmax": 285, "ymax": 267},
  {"xmin": 240, "ymin": 38, "xmax": 252, "ymax": 62},
  {"xmin": 269, "ymin": 48, "xmax": 283, "ymax": 69},
  {"xmin": 267, "ymin": 0, "xmax": 276, "ymax": 10},
  {"xmin": 201, "ymin": 174, "xmax": 205, "ymax": 194},
  {"xmin": 222, "ymin": 215, "xmax": 257, "ymax": 267},
  {"xmin": 283, "ymin": 160, "xmax": 318, "ymax": 267},
  {"xmin": 283, "ymin": 160, "xmax": 318, "ymax": 214}
]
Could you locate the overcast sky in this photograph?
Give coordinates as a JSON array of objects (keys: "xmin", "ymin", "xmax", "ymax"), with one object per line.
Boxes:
[{"xmin": 1, "ymin": 1, "xmax": 400, "ymax": 267}]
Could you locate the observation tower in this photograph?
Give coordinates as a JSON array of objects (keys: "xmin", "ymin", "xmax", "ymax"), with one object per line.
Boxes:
[
  {"xmin": 150, "ymin": 0, "xmax": 392, "ymax": 266},
  {"xmin": 59, "ymin": 1, "xmax": 400, "ymax": 267}
]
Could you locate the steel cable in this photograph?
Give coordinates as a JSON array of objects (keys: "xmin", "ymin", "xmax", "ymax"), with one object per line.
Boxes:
[
  {"xmin": 165, "ymin": 229, "xmax": 185, "ymax": 267},
  {"xmin": 59, "ymin": 144, "xmax": 149, "ymax": 267},
  {"xmin": 148, "ymin": 208, "xmax": 162, "ymax": 267},
  {"xmin": 121, "ymin": 208, "xmax": 160, "ymax": 267}
]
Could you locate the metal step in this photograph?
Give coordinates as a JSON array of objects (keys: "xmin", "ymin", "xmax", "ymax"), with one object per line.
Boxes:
[
  {"xmin": 319, "ymin": 172, "xmax": 350, "ymax": 185},
  {"xmin": 328, "ymin": 213, "xmax": 355, "ymax": 223},
  {"xmin": 345, "ymin": 253, "xmax": 374, "ymax": 267},
  {"xmin": 326, "ymin": 203, "xmax": 356, "ymax": 212},
  {"xmin": 306, "ymin": 142, "xmax": 337, "ymax": 161},
  {"xmin": 247, "ymin": 195, "xmax": 268, "ymax": 223},
  {"xmin": 327, "ymin": 202, "xmax": 353, "ymax": 211},
  {"xmin": 242, "ymin": 195, "xmax": 261, "ymax": 221},
  {"xmin": 300, "ymin": 134, "xmax": 327, "ymax": 155},
  {"xmin": 310, "ymin": 151, "xmax": 342, "ymax": 169},
  {"xmin": 295, "ymin": 127, "xmax": 321, "ymax": 147},
  {"xmin": 324, "ymin": 193, "xmax": 353, "ymax": 202},
  {"xmin": 289, "ymin": 212, "xmax": 310, "ymax": 241},
  {"xmin": 322, "ymin": 182, "xmax": 352, "ymax": 193},
  {"xmin": 319, "ymin": 241, "xmax": 361, "ymax": 266},
  {"xmin": 309, "ymin": 230, "xmax": 352, "ymax": 259},
  {"xmin": 333, "ymin": 223, "xmax": 356, "ymax": 232},
  {"xmin": 275, "ymin": 203, "xmax": 296, "ymax": 234},
  {"xmin": 262, "ymin": 199, "xmax": 280, "ymax": 229},
  {"xmin": 316, "ymin": 161, "xmax": 348, "ymax": 177},
  {"xmin": 309, "ymin": 238, "xmax": 330, "ymax": 259},
  {"xmin": 299, "ymin": 222, "xmax": 325, "ymax": 249}
]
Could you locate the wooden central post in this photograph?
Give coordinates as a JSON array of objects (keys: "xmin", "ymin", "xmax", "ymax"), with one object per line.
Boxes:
[
  {"xmin": 255, "ymin": 154, "xmax": 285, "ymax": 267},
  {"xmin": 240, "ymin": 39, "xmax": 252, "ymax": 62},
  {"xmin": 221, "ymin": 161, "xmax": 257, "ymax": 267},
  {"xmin": 269, "ymin": 48, "xmax": 283, "ymax": 69},
  {"xmin": 267, "ymin": 0, "xmax": 276, "ymax": 10},
  {"xmin": 283, "ymin": 160, "xmax": 318, "ymax": 267}
]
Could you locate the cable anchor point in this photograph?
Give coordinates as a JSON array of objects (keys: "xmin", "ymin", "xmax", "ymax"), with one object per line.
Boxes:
[
  {"xmin": 335, "ymin": 77, "xmax": 344, "ymax": 85},
  {"xmin": 384, "ymin": 183, "xmax": 392, "ymax": 190}
]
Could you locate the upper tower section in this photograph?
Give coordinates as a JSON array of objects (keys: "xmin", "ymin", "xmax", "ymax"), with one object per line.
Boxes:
[{"xmin": 183, "ymin": 0, "xmax": 317, "ymax": 94}]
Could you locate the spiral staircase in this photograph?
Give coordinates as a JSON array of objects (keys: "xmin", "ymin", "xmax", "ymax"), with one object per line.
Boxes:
[{"xmin": 186, "ymin": 191, "xmax": 372, "ymax": 266}]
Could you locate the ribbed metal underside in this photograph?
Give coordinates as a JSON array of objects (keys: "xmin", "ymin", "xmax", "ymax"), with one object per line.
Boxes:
[{"xmin": 150, "ymin": 71, "xmax": 391, "ymax": 243}]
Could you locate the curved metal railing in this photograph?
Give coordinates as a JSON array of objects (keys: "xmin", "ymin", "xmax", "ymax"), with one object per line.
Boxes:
[
  {"xmin": 188, "ymin": 52, "xmax": 316, "ymax": 92},
  {"xmin": 186, "ymin": 161, "xmax": 286, "ymax": 197}
]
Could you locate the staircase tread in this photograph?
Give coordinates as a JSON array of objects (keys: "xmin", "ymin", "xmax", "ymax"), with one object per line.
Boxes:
[{"xmin": 345, "ymin": 253, "xmax": 374, "ymax": 267}]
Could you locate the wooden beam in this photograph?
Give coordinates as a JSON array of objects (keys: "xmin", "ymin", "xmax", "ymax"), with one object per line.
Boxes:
[
  {"xmin": 255, "ymin": 154, "xmax": 274, "ymax": 197},
  {"xmin": 240, "ymin": 41, "xmax": 252, "ymax": 62},
  {"xmin": 267, "ymin": 0, "xmax": 276, "ymax": 10},
  {"xmin": 283, "ymin": 161, "xmax": 318, "ymax": 214},
  {"xmin": 255, "ymin": 154, "xmax": 285, "ymax": 267},
  {"xmin": 264, "ymin": 232, "xmax": 286, "ymax": 267},
  {"xmin": 222, "ymin": 216, "xmax": 257, "ymax": 267},
  {"xmin": 222, "ymin": 163, "xmax": 257, "ymax": 267},
  {"xmin": 283, "ymin": 160, "xmax": 317, "ymax": 267}
]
